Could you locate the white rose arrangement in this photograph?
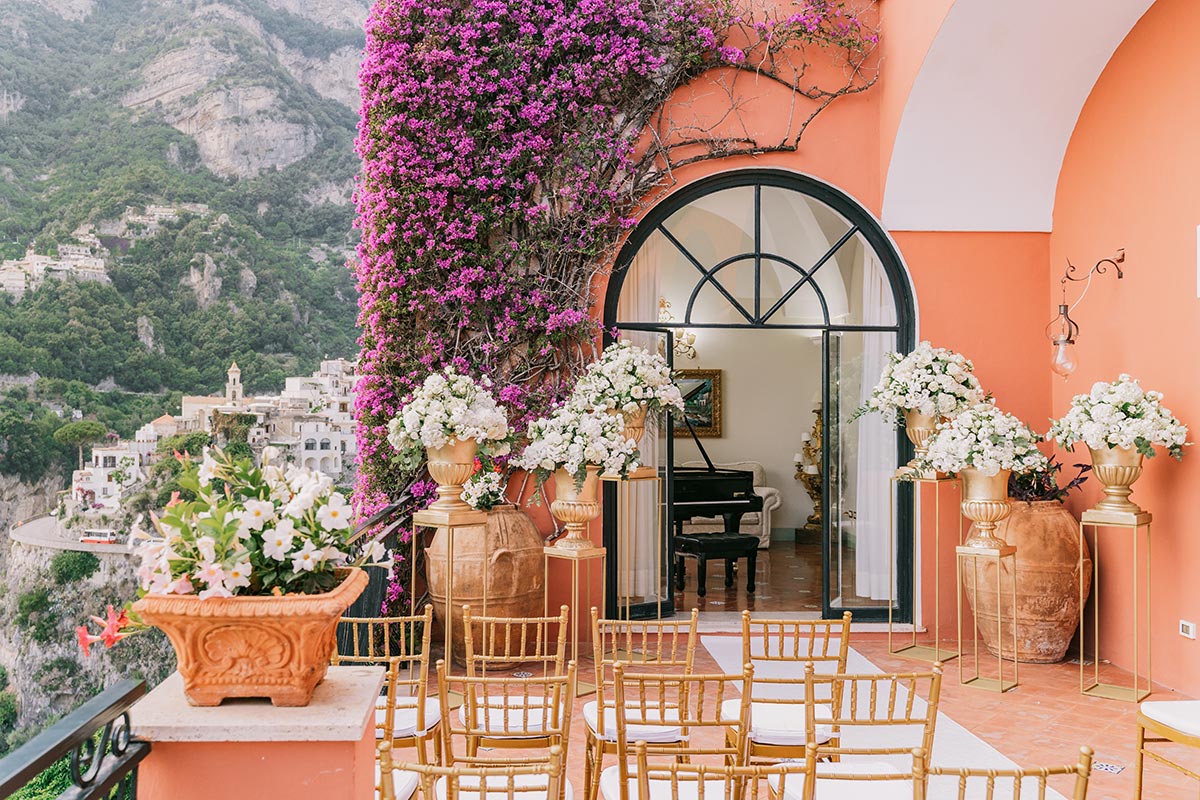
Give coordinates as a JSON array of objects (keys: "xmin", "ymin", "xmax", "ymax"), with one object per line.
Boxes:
[
  {"xmin": 568, "ymin": 342, "xmax": 685, "ymax": 417},
  {"xmin": 386, "ymin": 366, "xmax": 511, "ymax": 470},
  {"xmin": 461, "ymin": 469, "xmax": 506, "ymax": 510},
  {"xmin": 514, "ymin": 407, "xmax": 640, "ymax": 493},
  {"xmin": 854, "ymin": 341, "xmax": 986, "ymax": 425},
  {"xmin": 918, "ymin": 403, "xmax": 1048, "ymax": 477},
  {"xmin": 133, "ymin": 447, "xmax": 390, "ymax": 599},
  {"xmin": 1048, "ymin": 374, "xmax": 1189, "ymax": 460}
]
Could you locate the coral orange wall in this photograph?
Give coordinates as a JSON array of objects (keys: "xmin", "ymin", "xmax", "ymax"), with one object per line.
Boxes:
[
  {"xmin": 890, "ymin": 231, "xmax": 1052, "ymax": 632},
  {"xmin": 1051, "ymin": 0, "xmax": 1200, "ymax": 693}
]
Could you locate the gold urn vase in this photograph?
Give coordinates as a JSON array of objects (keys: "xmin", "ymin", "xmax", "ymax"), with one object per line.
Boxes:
[
  {"xmin": 1088, "ymin": 445, "xmax": 1145, "ymax": 516},
  {"xmin": 960, "ymin": 467, "xmax": 1012, "ymax": 550},
  {"xmin": 425, "ymin": 437, "xmax": 478, "ymax": 512},
  {"xmin": 902, "ymin": 409, "xmax": 940, "ymax": 472},
  {"xmin": 549, "ymin": 465, "xmax": 602, "ymax": 550}
]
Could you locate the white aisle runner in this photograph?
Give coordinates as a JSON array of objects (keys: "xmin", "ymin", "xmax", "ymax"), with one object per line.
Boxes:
[{"xmin": 702, "ymin": 636, "xmax": 1068, "ymax": 800}]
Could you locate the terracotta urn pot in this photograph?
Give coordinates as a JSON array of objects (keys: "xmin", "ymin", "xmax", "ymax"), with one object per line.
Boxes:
[
  {"xmin": 133, "ymin": 567, "xmax": 368, "ymax": 707},
  {"xmin": 1088, "ymin": 445, "xmax": 1145, "ymax": 515},
  {"xmin": 426, "ymin": 437, "xmax": 478, "ymax": 512},
  {"xmin": 425, "ymin": 503, "xmax": 546, "ymax": 666},
  {"xmin": 549, "ymin": 465, "xmax": 602, "ymax": 550},
  {"xmin": 962, "ymin": 501, "xmax": 1093, "ymax": 663}
]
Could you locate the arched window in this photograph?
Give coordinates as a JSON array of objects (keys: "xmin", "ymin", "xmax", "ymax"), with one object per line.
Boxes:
[
  {"xmin": 304, "ymin": 439, "xmax": 316, "ymax": 451},
  {"xmin": 319, "ymin": 439, "xmax": 331, "ymax": 451},
  {"xmin": 603, "ymin": 169, "xmax": 915, "ymax": 623}
]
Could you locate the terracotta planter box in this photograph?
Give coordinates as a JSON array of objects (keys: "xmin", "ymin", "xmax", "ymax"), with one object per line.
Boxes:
[{"xmin": 134, "ymin": 568, "xmax": 369, "ymax": 707}]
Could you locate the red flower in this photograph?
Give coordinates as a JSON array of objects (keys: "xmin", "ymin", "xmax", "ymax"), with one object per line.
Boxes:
[
  {"xmin": 87, "ymin": 605, "xmax": 131, "ymax": 649},
  {"xmin": 76, "ymin": 625, "xmax": 100, "ymax": 656}
]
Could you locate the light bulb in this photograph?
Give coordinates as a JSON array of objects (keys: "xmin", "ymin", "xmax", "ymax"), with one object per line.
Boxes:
[{"xmin": 1050, "ymin": 338, "xmax": 1078, "ymax": 378}]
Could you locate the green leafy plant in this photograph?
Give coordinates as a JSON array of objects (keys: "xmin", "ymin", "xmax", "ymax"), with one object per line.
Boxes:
[
  {"xmin": 16, "ymin": 587, "xmax": 55, "ymax": 643},
  {"xmin": 1007, "ymin": 459, "xmax": 1091, "ymax": 503},
  {"xmin": 50, "ymin": 551, "xmax": 100, "ymax": 584}
]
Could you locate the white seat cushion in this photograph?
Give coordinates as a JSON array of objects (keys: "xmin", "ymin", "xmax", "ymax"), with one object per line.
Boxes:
[
  {"xmin": 458, "ymin": 695, "xmax": 560, "ymax": 735},
  {"xmin": 435, "ymin": 774, "xmax": 574, "ymax": 800},
  {"xmin": 377, "ymin": 697, "xmax": 442, "ymax": 738},
  {"xmin": 1141, "ymin": 700, "xmax": 1200, "ymax": 736},
  {"xmin": 770, "ymin": 762, "xmax": 911, "ymax": 800},
  {"xmin": 375, "ymin": 765, "xmax": 420, "ymax": 800},
  {"xmin": 599, "ymin": 765, "xmax": 727, "ymax": 800},
  {"xmin": 719, "ymin": 698, "xmax": 833, "ymax": 746},
  {"xmin": 583, "ymin": 700, "xmax": 684, "ymax": 743}
]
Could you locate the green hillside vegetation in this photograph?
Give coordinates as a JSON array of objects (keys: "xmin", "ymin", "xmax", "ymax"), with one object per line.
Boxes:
[{"xmin": 0, "ymin": 0, "xmax": 362, "ymax": 399}]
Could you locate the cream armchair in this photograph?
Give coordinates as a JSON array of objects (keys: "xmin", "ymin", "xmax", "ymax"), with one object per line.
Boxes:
[{"xmin": 679, "ymin": 461, "xmax": 782, "ymax": 549}]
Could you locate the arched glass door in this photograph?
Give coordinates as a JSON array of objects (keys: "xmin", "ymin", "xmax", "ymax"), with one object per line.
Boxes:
[{"xmin": 603, "ymin": 169, "xmax": 915, "ymax": 622}]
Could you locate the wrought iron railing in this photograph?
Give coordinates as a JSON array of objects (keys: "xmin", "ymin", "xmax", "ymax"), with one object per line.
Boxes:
[{"xmin": 0, "ymin": 680, "xmax": 148, "ymax": 800}]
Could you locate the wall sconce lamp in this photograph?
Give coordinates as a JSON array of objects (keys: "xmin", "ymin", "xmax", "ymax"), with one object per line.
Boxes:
[
  {"xmin": 658, "ymin": 297, "xmax": 697, "ymax": 360},
  {"xmin": 1046, "ymin": 249, "xmax": 1125, "ymax": 378}
]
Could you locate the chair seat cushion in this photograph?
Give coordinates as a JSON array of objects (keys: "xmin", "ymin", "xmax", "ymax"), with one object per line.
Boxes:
[
  {"xmin": 377, "ymin": 697, "xmax": 441, "ymax": 738},
  {"xmin": 457, "ymin": 695, "xmax": 559, "ymax": 735},
  {"xmin": 435, "ymin": 774, "xmax": 574, "ymax": 800},
  {"xmin": 719, "ymin": 698, "xmax": 833, "ymax": 746},
  {"xmin": 599, "ymin": 765, "xmax": 727, "ymax": 800},
  {"xmin": 675, "ymin": 533, "xmax": 759, "ymax": 555},
  {"xmin": 583, "ymin": 700, "xmax": 684, "ymax": 743},
  {"xmin": 769, "ymin": 763, "xmax": 911, "ymax": 800},
  {"xmin": 375, "ymin": 766, "xmax": 420, "ymax": 800},
  {"xmin": 1141, "ymin": 700, "xmax": 1200, "ymax": 736}
]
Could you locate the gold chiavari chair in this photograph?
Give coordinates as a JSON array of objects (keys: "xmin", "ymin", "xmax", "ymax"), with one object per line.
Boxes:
[
  {"xmin": 334, "ymin": 605, "xmax": 439, "ymax": 762},
  {"xmin": 633, "ymin": 740, "xmax": 812, "ymax": 800},
  {"xmin": 599, "ymin": 663, "xmax": 755, "ymax": 800},
  {"xmin": 800, "ymin": 661, "xmax": 942, "ymax": 797},
  {"xmin": 437, "ymin": 658, "xmax": 577, "ymax": 766},
  {"xmin": 583, "ymin": 608, "xmax": 700, "ymax": 800},
  {"xmin": 924, "ymin": 746, "xmax": 1094, "ymax": 800},
  {"xmin": 380, "ymin": 741, "xmax": 570, "ymax": 800},
  {"xmin": 462, "ymin": 605, "xmax": 570, "ymax": 678},
  {"xmin": 729, "ymin": 611, "xmax": 852, "ymax": 763},
  {"xmin": 1135, "ymin": 700, "xmax": 1200, "ymax": 798}
]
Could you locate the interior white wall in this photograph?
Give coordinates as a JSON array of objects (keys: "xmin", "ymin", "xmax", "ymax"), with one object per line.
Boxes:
[
  {"xmin": 883, "ymin": 0, "xmax": 1153, "ymax": 232},
  {"xmin": 673, "ymin": 328, "xmax": 822, "ymax": 531}
]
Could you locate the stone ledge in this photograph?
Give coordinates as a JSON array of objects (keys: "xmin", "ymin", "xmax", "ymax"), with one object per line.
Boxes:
[{"xmin": 132, "ymin": 666, "xmax": 384, "ymax": 742}]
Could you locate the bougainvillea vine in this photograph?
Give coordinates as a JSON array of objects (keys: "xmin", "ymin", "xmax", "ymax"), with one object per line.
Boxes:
[{"xmin": 353, "ymin": 0, "xmax": 879, "ymax": 610}]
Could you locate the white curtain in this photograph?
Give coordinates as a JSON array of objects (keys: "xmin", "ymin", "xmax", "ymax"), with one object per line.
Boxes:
[
  {"xmin": 854, "ymin": 251, "xmax": 897, "ymax": 600},
  {"xmin": 616, "ymin": 237, "xmax": 663, "ymax": 603}
]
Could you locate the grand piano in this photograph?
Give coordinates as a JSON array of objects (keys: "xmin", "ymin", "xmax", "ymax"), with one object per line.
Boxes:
[{"xmin": 672, "ymin": 415, "xmax": 763, "ymax": 596}]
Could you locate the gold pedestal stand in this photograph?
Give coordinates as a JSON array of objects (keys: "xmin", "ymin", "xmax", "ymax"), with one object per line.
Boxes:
[
  {"xmin": 602, "ymin": 465, "xmax": 662, "ymax": 622},
  {"xmin": 889, "ymin": 472, "xmax": 962, "ymax": 662},
  {"xmin": 544, "ymin": 544, "xmax": 605, "ymax": 697},
  {"xmin": 956, "ymin": 544, "xmax": 1019, "ymax": 692},
  {"xmin": 1079, "ymin": 508, "xmax": 1152, "ymax": 702},
  {"xmin": 412, "ymin": 507, "xmax": 489, "ymax": 668}
]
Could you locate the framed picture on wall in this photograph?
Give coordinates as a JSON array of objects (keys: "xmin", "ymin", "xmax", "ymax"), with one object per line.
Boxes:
[{"xmin": 673, "ymin": 369, "xmax": 722, "ymax": 438}]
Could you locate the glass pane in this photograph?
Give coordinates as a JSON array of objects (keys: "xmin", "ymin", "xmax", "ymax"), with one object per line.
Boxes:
[
  {"xmin": 830, "ymin": 232, "xmax": 898, "ymax": 327},
  {"xmin": 827, "ymin": 330, "xmax": 899, "ymax": 611}
]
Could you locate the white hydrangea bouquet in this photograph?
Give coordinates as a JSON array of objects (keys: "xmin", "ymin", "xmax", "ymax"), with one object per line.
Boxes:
[
  {"xmin": 919, "ymin": 403, "xmax": 1048, "ymax": 477},
  {"xmin": 386, "ymin": 366, "xmax": 511, "ymax": 470},
  {"xmin": 568, "ymin": 341, "xmax": 685, "ymax": 416},
  {"xmin": 133, "ymin": 447, "xmax": 390, "ymax": 599},
  {"xmin": 514, "ymin": 406, "xmax": 640, "ymax": 492},
  {"xmin": 854, "ymin": 341, "xmax": 986, "ymax": 425},
  {"xmin": 462, "ymin": 468, "xmax": 506, "ymax": 510},
  {"xmin": 1048, "ymin": 374, "xmax": 1188, "ymax": 460}
]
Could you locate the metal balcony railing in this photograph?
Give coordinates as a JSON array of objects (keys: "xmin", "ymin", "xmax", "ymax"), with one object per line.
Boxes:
[{"xmin": 0, "ymin": 680, "xmax": 148, "ymax": 800}]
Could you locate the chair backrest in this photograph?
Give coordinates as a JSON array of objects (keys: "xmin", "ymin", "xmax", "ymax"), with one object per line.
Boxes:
[
  {"xmin": 804, "ymin": 661, "xmax": 942, "ymax": 771},
  {"xmin": 437, "ymin": 659, "xmax": 577, "ymax": 765},
  {"xmin": 633, "ymin": 739, "xmax": 811, "ymax": 800},
  {"xmin": 613, "ymin": 663, "xmax": 754, "ymax": 796},
  {"xmin": 383, "ymin": 742, "xmax": 566, "ymax": 800},
  {"xmin": 333, "ymin": 605, "xmax": 433, "ymax": 746},
  {"xmin": 590, "ymin": 607, "xmax": 699, "ymax": 736},
  {"xmin": 741, "ymin": 610, "xmax": 851, "ymax": 710},
  {"xmin": 924, "ymin": 746, "xmax": 1093, "ymax": 800},
  {"xmin": 461, "ymin": 605, "xmax": 569, "ymax": 678}
]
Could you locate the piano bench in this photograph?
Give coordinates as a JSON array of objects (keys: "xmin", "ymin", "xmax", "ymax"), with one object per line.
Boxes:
[{"xmin": 673, "ymin": 533, "xmax": 758, "ymax": 597}]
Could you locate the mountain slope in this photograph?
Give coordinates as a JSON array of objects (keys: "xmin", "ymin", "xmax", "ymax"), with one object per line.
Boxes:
[{"xmin": 0, "ymin": 0, "xmax": 368, "ymax": 395}]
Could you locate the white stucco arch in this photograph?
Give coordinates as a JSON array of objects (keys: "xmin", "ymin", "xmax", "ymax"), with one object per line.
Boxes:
[{"xmin": 883, "ymin": 0, "xmax": 1154, "ymax": 232}]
